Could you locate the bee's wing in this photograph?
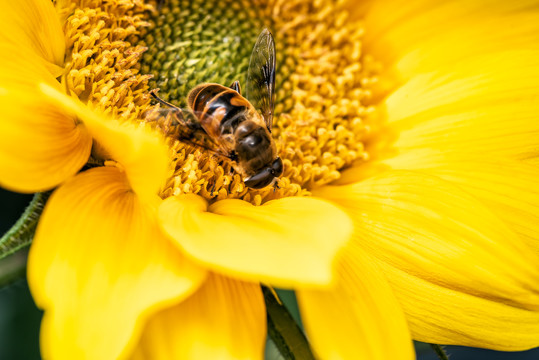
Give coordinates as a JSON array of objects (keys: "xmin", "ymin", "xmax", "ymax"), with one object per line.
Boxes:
[
  {"xmin": 146, "ymin": 106, "xmax": 235, "ymax": 160},
  {"xmin": 245, "ymin": 28, "xmax": 276, "ymax": 133}
]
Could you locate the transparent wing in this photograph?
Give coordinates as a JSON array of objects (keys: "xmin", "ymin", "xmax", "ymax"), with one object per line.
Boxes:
[
  {"xmin": 245, "ymin": 28, "xmax": 276, "ymax": 132},
  {"xmin": 145, "ymin": 104, "xmax": 233, "ymax": 160}
]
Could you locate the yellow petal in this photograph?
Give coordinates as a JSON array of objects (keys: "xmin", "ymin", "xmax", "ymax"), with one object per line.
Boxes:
[
  {"xmin": 27, "ymin": 167, "xmax": 206, "ymax": 360},
  {"xmin": 297, "ymin": 250, "xmax": 415, "ymax": 360},
  {"xmin": 380, "ymin": 262, "xmax": 539, "ymax": 350},
  {"xmin": 0, "ymin": 42, "xmax": 61, "ymax": 90},
  {"xmin": 158, "ymin": 194, "xmax": 353, "ymax": 288},
  {"xmin": 0, "ymin": 0, "xmax": 65, "ymax": 71},
  {"xmin": 383, "ymin": 158, "xmax": 539, "ymax": 255},
  {"xmin": 313, "ymin": 171, "xmax": 539, "ymax": 311},
  {"xmin": 360, "ymin": 0, "xmax": 539, "ymax": 77},
  {"xmin": 0, "ymin": 43, "xmax": 89, "ymax": 192},
  {"xmin": 0, "ymin": 87, "xmax": 91, "ymax": 193},
  {"xmin": 375, "ymin": 49, "xmax": 539, "ymax": 252},
  {"xmin": 131, "ymin": 273, "xmax": 265, "ymax": 360},
  {"xmin": 39, "ymin": 84, "xmax": 169, "ymax": 200},
  {"xmin": 382, "ymin": 50, "xmax": 539, "ymax": 161}
]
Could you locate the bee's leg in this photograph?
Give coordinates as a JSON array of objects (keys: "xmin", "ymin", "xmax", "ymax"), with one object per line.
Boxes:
[
  {"xmin": 272, "ymin": 180, "xmax": 281, "ymax": 192},
  {"xmin": 210, "ymin": 182, "xmax": 216, "ymax": 197},
  {"xmin": 229, "ymin": 80, "xmax": 241, "ymax": 95}
]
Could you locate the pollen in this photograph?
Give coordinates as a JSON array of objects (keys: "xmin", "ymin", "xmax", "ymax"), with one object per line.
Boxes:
[
  {"xmin": 268, "ymin": 0, "xmax": 379, "ymax": 192},
  {"xmin": 59, "ymin": 0, "xmax": 154, "ymax": 122},
  {"xmin": 63, "ymin": 0, "xmax": 381, "ymax": 205},
  {"xmin": 139, "ymin": 0, "xmax": 381, "ymax": 204}
]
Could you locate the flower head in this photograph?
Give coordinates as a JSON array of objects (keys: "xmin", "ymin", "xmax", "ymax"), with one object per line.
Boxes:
[{"xmin": 2, "ymin": 0, "xmax": 539, "ymax": 359}]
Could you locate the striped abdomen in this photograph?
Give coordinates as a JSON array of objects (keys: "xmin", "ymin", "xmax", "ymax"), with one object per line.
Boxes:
[
  {"xmin": 187, "ymin": 83, "xmax": 276, "ymax": 177},
  {"xmin": 188, "ymin": 83, "xmax": 249, "ymax": 138}
]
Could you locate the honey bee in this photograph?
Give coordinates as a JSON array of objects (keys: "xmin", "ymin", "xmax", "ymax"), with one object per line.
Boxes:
[{"xmin": 150, "ymin": 28, "xmax": 282, "ymax": 189}]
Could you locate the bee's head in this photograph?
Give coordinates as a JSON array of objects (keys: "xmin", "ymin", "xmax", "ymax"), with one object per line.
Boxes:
[{"xmin": 244, "ymin": 157, "xmax": 283, "ymax": 189}]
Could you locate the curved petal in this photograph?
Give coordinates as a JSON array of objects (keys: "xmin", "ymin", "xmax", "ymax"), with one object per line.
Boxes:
[
  {"xmin": 0, "ymin": 89, "xmax": 91, "ymax": 192},
  {"xmin": 0, "ymin": 43, "xmax": 61, "ymax": 91},
  {"xmin": 27, "ymin": 167, "xmax": 206, "ymax": 360},
  {"xmin": 379, "ymin": 261, "xmax": 539, "ymax": 350},
  {"xmin": 375, "ymin": 49, "xmax": 539, "ymax": 252},
  {"xmin": 359, "ymin": 0, "xmax": 539, "ymax": 77},
  {"xmin": 158, "ymin": 194, "xmax": 353, "ymax": 288},
  {"xmin": 338, "ymin": 0, "xmax": 539, "ymax": 351},
  {"xmin": 131, "ymin": 273, "xmax": 265, "ymax": 360},
  {"xmin": 39, "ymin": 84, "xmax": 169, "ymax": 201},
  {"xmin": 382, "ymin": 50, "xmax": 539, "ymax": 161},
  {"xmin": 0, "ymin": 44, "xmax": 89, "ymax": 192},
  {"xmin": 313, "ymin": 171, "xmax": 539, "ymax": 311},
  {"xmin": 0, "ymin": 0, "xmax": 65, "ymax": 71},
  {"xmin": 381, "ymin": 159, "xmax": 539, "ymax": 255},
  {"xmin": 297, "ymin": 250, "xmax": 415, "ymax": 360}
]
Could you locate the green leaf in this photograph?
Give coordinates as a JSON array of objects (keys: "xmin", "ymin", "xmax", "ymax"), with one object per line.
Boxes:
[
  {"xmin": 263, "ymin": 286, "xmax": 316, "ymax": 360},
  {"xmin": 0, "ymin": 192, "xmax": 50, "ymax": 260}
]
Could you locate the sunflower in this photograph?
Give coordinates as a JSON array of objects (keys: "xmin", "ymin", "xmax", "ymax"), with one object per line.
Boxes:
[
  {"xmin": 0, "ymin": 0, "xmax": 206, "ymax": 358},
  {"xmin": 1, "ymin": 0, "xmax": 539, "ymax": 359}
]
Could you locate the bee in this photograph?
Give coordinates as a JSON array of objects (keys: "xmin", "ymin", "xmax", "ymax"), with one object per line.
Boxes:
[{"xmin": 149, "ymin": 28, "xmax": 283, "ymax": 190}]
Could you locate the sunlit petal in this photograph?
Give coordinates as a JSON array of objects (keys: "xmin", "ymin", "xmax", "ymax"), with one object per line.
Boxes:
[
  {"xmin": 0, "ymin": 89, "xmax": 91, "ymax": 192},
  {"xmin": 0, "ymin": 0, "xmax": 65, "ymax": 71},
  {"xmin": 383, "ymin": 51, "xmax": 539, "ymax": 160},
  {"xmin": 373, "ymin": 48, "xmax": 539, "ymax": 253},
  {"xmin": 159, "ymin": 194, "xmax": 353, "ymax": 288},
  {"xmin": 28, "ymin": 167, "xmax": 206, "ymax": 360},
  {"xmin": 381, "ymin": 262, "xmax": 539, "ymax": 351},
  {"xmin": 39, "ymin": 84, "xmax": 169, "ymax": 201},
  {"xmin": 359, "ymin": 0, "xmax": 539, "ymax": 76},
  {"xmin": 0, "ymin": 43, "xmax": 61, "ymax": 90},
  {"xmin": 298, "ymin": 250, "xmax": 415, "ymax": 360},
  {"xmin": 314, "ymin": 171, "xmax": 539, "ymax": 311},
  {"xmin": 131, "ymin": 273, "xmax": 265, "ymax": 360},
  {"xmin": 0, "ymin": 43, "xmax": 88, "ymax": 192}
]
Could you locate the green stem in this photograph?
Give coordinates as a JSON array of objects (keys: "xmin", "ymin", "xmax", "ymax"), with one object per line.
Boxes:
[
  {"xmin": 430, "ymin": 344, "xmax": 450, "ymax": 360},
  {"xmin": 0, "ymin": 192, "xmax": 50, "ymax": 260},
  {"xmin": 263, "ymin": 287, "xmax": 315, "ymax": 360}
]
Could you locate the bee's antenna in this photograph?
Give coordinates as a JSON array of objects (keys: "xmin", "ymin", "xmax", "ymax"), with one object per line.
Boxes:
[{"xmin": 150, "ymin": 89, "xmax": 180, "ymax": 109}]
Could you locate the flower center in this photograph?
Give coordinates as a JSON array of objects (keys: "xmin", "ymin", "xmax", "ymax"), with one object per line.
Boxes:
[
  {"xmin": 61, "ymin": 0, "xmax": 381, "ymax": 205},
  {"xmin": 140, "ymin": 0, "xmax": 266, "ymax": 108},
  {"xmin": 141, "ymin": 0, "xmax": 381, "ymax": 205},
  {"xmin": 60, "ymin": 0, "xmax": 152, "ymax": 121}
]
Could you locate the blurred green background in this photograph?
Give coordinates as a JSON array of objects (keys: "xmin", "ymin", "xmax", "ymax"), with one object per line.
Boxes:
[{"xmin": 1, "ymin": 188, "xmax": 539, "ymax": 360}]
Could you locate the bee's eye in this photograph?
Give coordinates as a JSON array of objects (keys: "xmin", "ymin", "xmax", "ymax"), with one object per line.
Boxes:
[{"xmin": 271, "ymin": 157, "xmax": 283, "ymax": 177}]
